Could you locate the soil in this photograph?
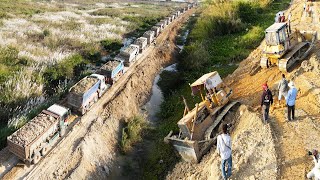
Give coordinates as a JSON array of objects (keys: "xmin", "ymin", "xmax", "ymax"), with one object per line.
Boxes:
[
  {"xmin": 0, "ymin": 8, "xmax": 195, "ymax": 180},
  {"xmin": 8, "ymin": 113, "xmax": 57, "ymax": 147},
  {"xmin": 101, "ymin": 61, "xmax": 121, "ymax": 71},
  {"xmin": 71, "ymin": 76, "xmax": 99, "ymax": 94},
  {"xmin": 166, "ymin": 0, "xmax": 320, "ymax": 179}
]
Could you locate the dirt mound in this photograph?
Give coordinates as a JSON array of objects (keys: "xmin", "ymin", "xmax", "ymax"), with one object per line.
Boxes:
[{"xmin": 166, "ymin": 105, "xmax": 278, "ymax": 180}]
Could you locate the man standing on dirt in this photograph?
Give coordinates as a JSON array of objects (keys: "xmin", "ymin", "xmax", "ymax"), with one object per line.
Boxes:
[
  {"xmin": 261, "ymin": 83, "xmax": 273, "ymax": 123},
  {"xmin": 307, "ymin": 149, "xmax": 320, "ymax": 179},
  {"xmin": 285, "ymin": 81, "xmax": 297, "ymax": 121},
  {"xmin": 277, "ymin": 74, "xmax": 289, "ymax": 106},
  {"xmin": 217, "ymin": 124, "xmax": 232, "ymax": 180}
]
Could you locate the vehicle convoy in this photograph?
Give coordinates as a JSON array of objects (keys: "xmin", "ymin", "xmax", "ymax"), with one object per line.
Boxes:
[
  {"xmin": 164, "ymin": 71, "xmax": 239, "ymax": 163},
  {"xmin": 156, "ymin": 22, "xmax": 165, "ymax": 31},
  {"xmin": 7, "ymin": 104, "xmax": 73, "ymax": 164},
  {"xmin": 68, "ymin": 75, "xmax": 108, "ymax": 114},
  {"xmin": 260, "ymin": 22, "xmax": 317, "ymax": 72},
  {"xmin": 115, "ymin": 44, "xmax": 139, "ymax": 66},
  {"xmin": 98, "ymin": 60, "xmax": 125, "ymax": 84}
]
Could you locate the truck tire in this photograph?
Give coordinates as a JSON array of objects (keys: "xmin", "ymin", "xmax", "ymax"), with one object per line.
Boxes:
[
  {"xmin": 41, "ymin": 145, "xmax": 49, "ymax": 156},
  {"xmin": 32, "ymin": 152, "xmax": 41, "ymax": 164}
]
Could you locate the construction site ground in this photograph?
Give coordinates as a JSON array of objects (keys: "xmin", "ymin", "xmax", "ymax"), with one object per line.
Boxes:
[
  {"xmin": 0, "ymin": 9, "xmax": 196, "ymax": 180},
  {"xmin": 166, "ymin": 0, "xmax": 320, "ymax": 179}
]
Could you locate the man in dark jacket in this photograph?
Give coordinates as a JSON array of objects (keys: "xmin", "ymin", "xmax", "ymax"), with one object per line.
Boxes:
[{"xmin": 261, "ymin": 83, "xmax": 273, "ymax": 123}]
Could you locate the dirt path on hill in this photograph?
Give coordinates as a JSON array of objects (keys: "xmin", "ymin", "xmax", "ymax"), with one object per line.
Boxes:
[{"xmin": 0, "ymin": 8, "xmax": 195, "ymax": 180}]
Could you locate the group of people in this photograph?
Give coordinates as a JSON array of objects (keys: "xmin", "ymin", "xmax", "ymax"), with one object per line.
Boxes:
[
  {"xmin": 274, "ymin": 11, "xmax": 292, "ymax": 33},
  {"xmin": 261, "ymin": 74, "xmax": 297, "ymax": 123},
  {"xmin": 216, "ymin": 74, "xmax": 300, "ymax": 180}
]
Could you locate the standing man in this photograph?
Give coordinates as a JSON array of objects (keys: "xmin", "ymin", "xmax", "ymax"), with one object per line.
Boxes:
[
  {"xmin": 307, "ymin": 149, "xmax": 320, "ymax": 179},
  {"xmin": 286, "ymin": 81, "xmax": 298, "ymax": 121},
  {"xmin": 261, "ymin": 83, "xmax": 273, "ymax": 123},
  {"xmin": 278, "ymin": 74, "xmax": 289, "ymax": 105},
  {"xmin": 217, "ymin": 124, "xmax": 232, "ymax": 180}
]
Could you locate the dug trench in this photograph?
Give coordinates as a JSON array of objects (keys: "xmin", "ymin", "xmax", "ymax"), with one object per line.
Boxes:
[{"xmin": 0, "ymin": 9, "xmax": 196, "ymax": 180}]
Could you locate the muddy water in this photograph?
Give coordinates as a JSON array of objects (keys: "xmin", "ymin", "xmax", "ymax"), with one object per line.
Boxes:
[{"xmin": 143, "ymin": 63, "xmax": 177, "ymax": 121}]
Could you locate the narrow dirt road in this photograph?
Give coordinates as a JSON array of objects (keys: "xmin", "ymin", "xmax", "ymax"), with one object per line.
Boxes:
[{"xmin": 0, "ymin": 8, "xmax": 195, "ymax": 180}]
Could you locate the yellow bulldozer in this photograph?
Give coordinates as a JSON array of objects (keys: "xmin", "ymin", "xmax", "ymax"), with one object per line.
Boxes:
[
  {"xmin": 260, "ymin": 22, "xmax": 317, "ymax": 72},
  {"xmin": 164, "ymin": 71, "xmax": 239, "ymax": 163}
]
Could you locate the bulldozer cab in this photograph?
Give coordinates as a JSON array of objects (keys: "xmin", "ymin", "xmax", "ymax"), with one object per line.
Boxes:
[
  {"xmin": 264, "ymin": 23, "xmax": 290, "ymax": 56},
  {"xmin": 190, "ymin": 71, "xmax": 232, "ymax": 108}
]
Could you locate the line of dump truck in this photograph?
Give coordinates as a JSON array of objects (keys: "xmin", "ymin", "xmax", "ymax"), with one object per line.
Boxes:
[{"xmin": 6, "ymin": 3, "xmax": 197, "ymax": 165}]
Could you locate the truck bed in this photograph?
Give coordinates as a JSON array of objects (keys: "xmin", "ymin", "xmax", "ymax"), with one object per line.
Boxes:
[{"xmin": 70, "ymin": 76, "xmax": 98, "ymax": 95}]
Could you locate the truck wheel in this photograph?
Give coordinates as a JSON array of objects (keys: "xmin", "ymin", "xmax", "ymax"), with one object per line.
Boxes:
[
  {"xmin": 32, "ymin": 152, "xmax": 41, "ymax": 164},
  {"xmin": 41, "ymin": 145, "xmax": 49, "ymax": 156}
]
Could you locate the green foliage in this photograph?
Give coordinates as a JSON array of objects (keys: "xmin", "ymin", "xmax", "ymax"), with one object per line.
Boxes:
[
  {"xmin": 43, "ymin": 54, "xmax": 87, "ymax": 95},
  {"xmin": 235, "ymin": 1, "xmax": 262, "ymax": 23},
  {"xmin": 100, "ymin": 39, "xmax": 122, "ymax": 52},
  {"xmin": 157, "ymin": 71, "xmax": 184, "ymax": 98},
  {"xmin": 120, "ymin": 116, "xmax": 148, "ymax": 154}
]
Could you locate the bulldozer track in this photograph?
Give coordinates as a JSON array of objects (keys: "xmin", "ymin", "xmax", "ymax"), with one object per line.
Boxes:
[{"xmin": 204, "ymin": 101, "xmax": 240, "ymax": 140}]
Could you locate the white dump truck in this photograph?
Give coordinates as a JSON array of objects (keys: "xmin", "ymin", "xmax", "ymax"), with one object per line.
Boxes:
[
  {"xmin": 67, "ymin": 74, "xmax": 108, "ymax": 114},
  {"xmin": 156, "ymin": 22, "xmax": 165, "ymax": 31},
  {"xmin": 165, "ymin": 17, "xmax": 172, "ymax": 24},
  {"xmin": 134, "ymin": 37, "xmax": 148, "ymax": 53},
  {"xmin": 143, "ymin": 30, "xmax": 155, "ymax": 45},
  {"xmin": 7, "ymin": 104, "xmax": 72, "ymax": 164},
  {"xmin": 151, "ymin": 26, "xmax": 160, "ymax": 37},
  {"xmin": 115, "ymin": 44, "xmax": 139, "ymax": 66}
]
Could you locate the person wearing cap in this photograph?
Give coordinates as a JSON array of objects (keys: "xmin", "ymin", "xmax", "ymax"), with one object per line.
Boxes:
[
  {"xmin": 307, "ymin": 149, "xmax": 320, "ymax": 179},
  {"xmin": 285, "ymin": 81, "xmax": 297, "ymax": 121},
  {"xmin": 260, "ymin": 83, "xmax": 273, "ymax": 123}
]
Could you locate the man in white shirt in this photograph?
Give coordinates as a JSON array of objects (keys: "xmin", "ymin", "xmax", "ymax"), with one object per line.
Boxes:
[
  {"xmin": 217, "ymin": 124, "xmax": 232, "ymax": 180},
  {"xmin": 307, "ymin": 149, "xmax": 320, "ymax": 180}
]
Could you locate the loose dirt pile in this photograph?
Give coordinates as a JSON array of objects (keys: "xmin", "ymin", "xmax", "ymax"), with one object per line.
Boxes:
[
  {"xmin": 101, "ymin": 61, "xmax": 121, "ymax": 71},
  {"xmin": 166, "ymin": 105, "xmax": 278, "ymax": 180},
  {"xmin": 8, "ymin": 113, "xmax": 57, "ymax": 147},
  {"xmin": 71, "ymin": 76, "xmax": 99, "ymax": 94}
]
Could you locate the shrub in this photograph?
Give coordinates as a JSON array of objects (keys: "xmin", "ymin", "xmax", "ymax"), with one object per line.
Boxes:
[
  {"xmin": 157, "ymin": 71, "xmax": 184, "ymax": 98},
  {"xmin": 43, "ymin": 54, "xmax": 87, "ymax": 95},
  {"xmin": 120, "ymin": 116, "xmax": 148, "ymax": 154},
  {"xmin": 100, "ymin": 39, "xmax": 122, "ymax": 52}
]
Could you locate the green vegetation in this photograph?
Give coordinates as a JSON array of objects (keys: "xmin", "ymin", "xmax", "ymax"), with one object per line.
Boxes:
[
  {"xmin": 43, "ymin": 54, "xmax": 87, "ymax": 95},
  {"xmin": 133, "ymin": 0, "xmax": 291, "ymax": 179},
  {"xmin": 120, "ymin": 116, "xmax": 148, "ymax": 154}
]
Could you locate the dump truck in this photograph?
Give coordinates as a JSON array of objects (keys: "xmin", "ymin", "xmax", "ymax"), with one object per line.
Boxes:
[
  {"xmin": 134, "ymin": 37, "xmax": 148, "ymax": 53},
  {"xmin": 156, "ymin": 22, "xmax": 165, "ymax": 31},
  {"xmin": 175, "ymin": 10, "xmax": 181, "ymax": 17},
  {"xmin": 165, "ymin": 71, "xmax": 239, "ymax": 163},
  {"xmin": 260, "ymin": 22, "xmax": 317, "ymax": 72},
  {"xmin": 143, "ymin": 30, "xmax": 155, "ymax": 45},
  {"xmin": 115, "ymin": 44, "xmax": 139, "ymax": 66},
  {"xmin": 151, "ymin": 26, "xmax": 160, "ymax": 37},
  {"xmin": 67, "ymin": 75, "xmax": 108, "ymax": 114},
  {"xmin": 160, "ymin": 19, "xmax": 168, "ymax": 26},
  {"xmin": 171, "ymin": 14, "xmax": 176, "ymax": 21},
  {"xmin": 7, "ymin": 104, "xmax": 72, "ymax": 164},
  {"xmin": 98, "ymin": 60, "xmax": 125, "ymax": 84},
  {"xmin": 165, "ymin": 17, "xmax": 172, "ymax": 24}
]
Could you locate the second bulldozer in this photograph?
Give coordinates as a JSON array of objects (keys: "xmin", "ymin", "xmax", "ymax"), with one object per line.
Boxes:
[{"xmin": 260, "ymin": 22, "xmax": 317, "ymax": 72}]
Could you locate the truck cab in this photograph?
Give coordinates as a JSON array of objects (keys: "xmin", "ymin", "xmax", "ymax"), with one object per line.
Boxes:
[
  {"xmin": 90, "ymin": 74, "xmax": 108, "ymax": 97},
  {"xmin": 46, "ymin": 104, "xmax": 71, "ymax": 126}
]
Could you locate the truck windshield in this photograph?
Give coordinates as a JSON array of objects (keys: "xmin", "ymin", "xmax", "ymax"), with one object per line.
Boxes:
[{"xmin": 265, "ymin": 32, "xmax": 279, "ymax": 46}]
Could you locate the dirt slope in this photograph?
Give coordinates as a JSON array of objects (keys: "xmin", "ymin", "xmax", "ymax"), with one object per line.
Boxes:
[
  {"xmin": 167, "ymin": 0, "xmax": 320, "ymax": 179},
  {"xmin": 0, "ymin": 9, "xmax": 195, "ymax": 180}
]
